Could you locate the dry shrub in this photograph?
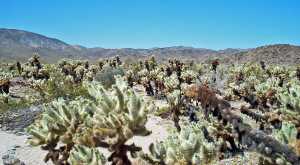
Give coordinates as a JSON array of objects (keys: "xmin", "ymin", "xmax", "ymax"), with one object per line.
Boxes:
[{"xmin": 185, "ymin": 85, "xmax": 230, "ymax": 119}]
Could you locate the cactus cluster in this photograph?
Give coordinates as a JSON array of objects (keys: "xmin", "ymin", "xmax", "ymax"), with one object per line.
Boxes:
[
  {"xmin": 20, "ymin": 54, "xmax": 51, "ymax": 80},
  {"xmin": 139, "ymin": 122, "xmax": 217, "ymax": 165},
  {"xmin": 256, "ymin": 122, "xmax": 299, "ymax": 165},
  {"xmin": 3, "ymin": 53, "xmax": 300, "ymax": 165},
  {"xmin": 26, "ymin": 75, "xmax": 155, "ymax": 164},
  {"xmin": 276, "ymin": 78, "xmax": 300, "ymax": 137},
  {"xmin": 167, "ymin": 89, "xmax": 184, "ymax": 132}
]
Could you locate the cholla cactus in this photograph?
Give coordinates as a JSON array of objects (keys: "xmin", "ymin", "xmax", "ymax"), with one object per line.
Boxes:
[
  {"xmin": 167, "ymin": 89, "xmax": 184, "ymax": 131},
  {"xmin": 26, "ymin": 76, "xmax": 155, "ymax": 164},
  {"xmin": 149, "ymin": 68, "xmax": 160, "ymax": 80},
  {"xmin": 254, "ymin": 77, "xmax": 281, "ymax": 108},
  {"xmin": 276, "ymin": 78, "xmax": 300, "ymax": 113},
  {"xmin": 211, "ymin": 57, "xmax": 219, "ymax": 72},
  {"xmin": 0, "ymin": 71, "xmax": 13, "ymax": 94},
  {"xmin": 0, "ymin": 93, "xmax": 9, "ymax": 103},
  {"xmin": 164, "ymin": 73, "xmax": 179, "ymax": 93},
  {"xmin": 30, "ymin": 78, "xmax": 47, "ymax": 96},
  {"xmin": 98, "ymin": 58, "xmax": 106, "ymax": 70},
  {"xmin": 276, "ymin": 78, "xmax": 300, "ymax": 128},
  {"xmin": 125, "ymin": 70, "xmax": 135, "ymax": 87},
  {"xmin": 181, "ymin": 69, "xmax": 197, "ymax": 84},
  {"xmin": 80, "ymin": 75, "xmax": 155, "ymax": 163},
  {"xmin": 69, "ymin": 145, "xmax": 106, "ymax": 165},
  {"xmin": 180, "ymin": 83, "xmax": 192, "ymax": 94},
  {"xmin": 88, "ymin": 65, "xmax": 98, "ymax": 74},
  {"xmin": 139, "ymin": 122, "xmax": 216, "ymax": 165},
  {"xmin": 83, "ymin": 71, "xmax": 94, "ymax": 81},
  {"xmin": 0, "ymin": 71, "xmax": 13, "ymax": 80},
  {"xmin": 156, "ymin": 72, "xmax": 165, "ymax": 93},
  {"xmin": 271, "ymin": 66, "xmax": 285, "ymax": 76},
  {"xmin": 25, "ymin": 97, "xmax": 90, "ymax": 164},
  {"xmin": 245, "ymin": 75, "xmax": 260, "ymax": 91},
  {"xmin": 273, "ymin": 122, "xmax": 297, "ymax": 144},
  {"xmin": 149, "ymin": 55, "xmax": 157, "ymax": 69},
  {"xmin": 66, "ymin": 75, "xmax": 75, "ymax": 83},
  {"xmin": 196, "ymin": 64, "xmax": 205, "ymax": 75},
  {"xmin": 231, "ymin": 65, "xmax": 246, "ymax": 82},
  {"xmin": 223, "ymin": 88, "xmax": 234, "ymax": 101},
  {"xmin": 137, "ymin": 69, "xmax": 149, "ymax": 78},
  {"xmin": 140, "ymin": 76, "xmax": 154, "ymax": 95},
  {"xmin": 205, "ymin": 115, "xmax": 237, "ymax": 157},
  {"xmin": 200, "ymin": 76, "xmax": 211, "ymax": 87},
  {"xmin": 75, "ymin": 65, "xmax": 86, "ymax": 80},
  {"xmin": 216, "ymin": 64, "xmax": 227, "ymax": 79},
  {"xmin": 257, "ymin": 122, "xmax": 299, "ymax": 165}
]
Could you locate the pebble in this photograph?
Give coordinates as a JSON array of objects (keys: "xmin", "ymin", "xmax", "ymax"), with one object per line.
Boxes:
[
  {"xmin": 12, "ymin": 145, "xmax": 21, "ymax": 149},
  {"xmin": 2, "ymin": 127, "xmax": 10, "ymax": 131},
  {"xmin": 6, "ymin": 130, "xmax": 13, "ymax": 134},
  {"xmin": 15, "ymin": 127, "xmax": 23, "ymax": 132},
  {"xmin": 2, "ymin": 145, "xmax": 25, "ymax": 164},
  {"xmin": 15, "ymin": 132, "xmax": 26, "ymax": 136},
  {"xmin": 2, "ymin": 155, "xmax": 9, "ymax": 159},
  {"xmin": 0, "ymin": 105, "xmax": 43, "ymax": 132},
  {"xmin": 27, "ymin": 135, "xmax": 34, "ymax": 139},
  {"xmin": 2, "ymin": 155, "xmax": 25, "ymax": 165},
  {"xmin": 6, "ymin": 150, "xmax": 15, "ymax": 155}
]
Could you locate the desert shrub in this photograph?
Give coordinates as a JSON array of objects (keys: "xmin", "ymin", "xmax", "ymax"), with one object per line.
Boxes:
[
  {"xmin": 94, "ymin": 66, "xmax": 125, "ymax": 89},
  {"xmin": 30, "ymin": 71, "xmax": 90, "ymax": 102},
  {"xmin": 0, "ymin": 97, "xmax": 30, "ymax": 118},
  {"xmin": 154, "ymin": 106, "xmax": 170, "ymax": 116}
]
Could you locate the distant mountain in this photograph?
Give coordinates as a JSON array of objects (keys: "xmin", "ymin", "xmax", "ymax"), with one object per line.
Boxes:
[
  {"xmin": 3, "ymin": 28, "xmax": 298, "ymax": 64},
  {"xmin": 226, "ymin": 44, "xmax": 300, "ymax": 64}
]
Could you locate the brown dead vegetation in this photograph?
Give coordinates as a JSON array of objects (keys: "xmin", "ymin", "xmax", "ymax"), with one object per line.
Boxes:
[
  {"xmin": 212, "ymin": 58, "xmax": 219, "ymax": 72},
  {"xmin": 185, "ymin": 85, "xmax": 231, "ymax": 120},
  {"xmin": 185, "ymin": 85, "xmax": 300, "ymax": 165},
  {"xmin": 0, "ymin": 79, "xmax": 10, "ymax": 94}
]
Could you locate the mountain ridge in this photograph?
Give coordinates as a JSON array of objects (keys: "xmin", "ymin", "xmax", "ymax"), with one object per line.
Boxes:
[
  {"xmin": 1, "ymin": 28, "xmax": 299, "ymax": 64},
  {"xmin": 225, "ymin": 44, "xmax": 300, "ymax": 64}
]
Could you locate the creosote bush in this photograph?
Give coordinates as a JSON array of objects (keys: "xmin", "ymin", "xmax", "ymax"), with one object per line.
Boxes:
[{"xmin": 94, "ymin": 66, "xmax": 125, "ymax": 89}]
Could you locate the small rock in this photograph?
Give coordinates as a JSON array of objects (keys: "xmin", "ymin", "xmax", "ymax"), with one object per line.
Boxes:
[
  {"xmin": 2, "ymin": 155, "xmax": 14, "ymax": 164},
  {"xmin": 3, "ymin": 156, "xmax": 25, "ymax": 165},
  {"xmin": 12, "ymin": 145, "xmax": 21, "ymax": 149},
  {"xmin": 2, "ymin": 154, "xmax": 9, "ymax": 159},
  {"xmin": 15, "ymin": 127, "xmax": 23, "ymax": 132},
  {"xmin": 15, "ymin": 132, "xmax": 26, "ymax": 136},
  {"xmin": 6, "ymin": 149, "xmax": 15, "ymax": 155},
  {"xmin": 27, "ymin": 136, "xmax": 33, "ymax": 139},
  {"xmin": 6, "ymin": 130, "xmax": 13, "ymax": 134},
  {"xmin": 0, "ymin": 124, "xmax": 2, "ymax": 128},
  {"xmin": 2, "ymin": 127, "xmax": 9, "ymax": 131},
  {"xmin": 6, "ymin": 146, "xmax": 16, "ymax": 151}
]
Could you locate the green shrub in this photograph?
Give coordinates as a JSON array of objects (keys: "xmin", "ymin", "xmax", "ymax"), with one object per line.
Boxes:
[
  {"xmin": 31, "ymin": 71, "xmax": 90, "ymax": 101},
  {"xmin": 94, "ymin": 66, "xmax": 125, "ymax": 89}
]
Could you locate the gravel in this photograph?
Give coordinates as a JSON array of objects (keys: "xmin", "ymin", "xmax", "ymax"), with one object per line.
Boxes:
[{"xmin": 0, "ymin": 105, "xmax": 43, "ymax": 133}]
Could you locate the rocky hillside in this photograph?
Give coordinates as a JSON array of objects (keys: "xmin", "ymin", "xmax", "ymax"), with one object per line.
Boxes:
[
  {"xmin": 227, "ymin": 44, "xmax": 300, "ymax": 64},
  {"xmin": 0, "ymin": 28, "xmax": 248, "ymax": 62}
]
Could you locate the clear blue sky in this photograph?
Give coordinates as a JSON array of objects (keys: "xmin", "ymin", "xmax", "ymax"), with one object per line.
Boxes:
[{"xmin": 1, "ymin": 0, "xmax": 299, "ymax": 50}]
